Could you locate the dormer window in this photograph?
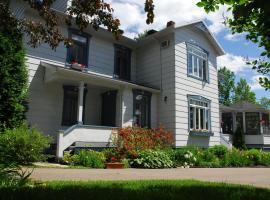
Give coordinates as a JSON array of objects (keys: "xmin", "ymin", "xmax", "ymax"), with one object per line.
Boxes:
[
  {"xmin": 114, "ymin": 44, "xmax": 131, "ymax": 81},
  {"xmin": 187, "ymin": 43, "xmax": 208, "ymax": 81},
  {"xmin": 67, "ymin": 31, "xmax": 89, "ymax": 67}
]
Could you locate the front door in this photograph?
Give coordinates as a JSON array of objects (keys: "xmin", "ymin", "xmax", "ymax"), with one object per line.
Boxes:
[
  {"xmin": 101, "ymin": 90, "xmax": 117, "ymax": 127},
  {"xmin": 62, "ymin": 86, "xmax": 78, "ymax": 126}
]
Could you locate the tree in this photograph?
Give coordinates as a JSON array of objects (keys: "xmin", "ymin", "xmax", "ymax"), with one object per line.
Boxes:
[
  {"xmin": 197, "ymin": 0, "xmax": 270, "ymax": 90},
  {"xmin": 258, "ymin": 97, "xmax": 270, "ymax": 110},
  {"xmin": 0, "ymin": 6, "xmax": 28, "ymax": 132},
  {"xmin": 218, "ymin": 67, "xmax": 235, "ymax": 106},
  {"xmin": 2, "ymin": 0, "xmax": 155, "ymax": 50},
  {"xmin": 233, "ymin": 78, "xmax": 256, "ymax": 104}
]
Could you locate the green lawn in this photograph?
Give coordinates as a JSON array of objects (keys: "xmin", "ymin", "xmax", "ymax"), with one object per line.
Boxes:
[{"xmin": 0, "ymin": 180, "xmax": 269, "ymax": 200}]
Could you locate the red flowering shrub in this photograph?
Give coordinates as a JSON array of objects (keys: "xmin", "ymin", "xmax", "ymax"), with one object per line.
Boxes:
[{"xmin": 112, "ymin": 126, "xmax": 174, "ymax": 158}]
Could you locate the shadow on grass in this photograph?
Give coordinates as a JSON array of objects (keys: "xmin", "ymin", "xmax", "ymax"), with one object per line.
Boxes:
[{"xmin": 0, "ymin": 180, "xmax": 269, "ymax": 200}]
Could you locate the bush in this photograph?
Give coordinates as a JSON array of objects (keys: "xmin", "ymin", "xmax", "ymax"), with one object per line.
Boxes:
[
  {"xmin": 0, "ymin": 163, "xmax": 32, "ymax": 187},
  {"xmin": 131, "ymin": 150, "xmax": 173, "ymax": 169},
  {"xmin": 102, "ymin": 148, "xmax": 120, "ymax": 162},
  {"xmin": 196, "ymin": 149, "xmax": 221, "ymax": 168},
  {"xmin": 225, "ymin": 148, "xmax": 251, "ymax": 167},
  {"xmin": 173, "ymin": 147, "xmax": 200, "ymax": 168},
  {"xmin": 76, "ymin": 150, "xmax": 106, "ymax": 168},
  {"xmin": 233, "ymin": 128, "xmax": 246, "ymax": 150},
  {"xmin": 245, "ymin": 149, "xmax": 262, "ymax": 166},
  {"xmin": 61, "ymin": 152, "xmax": 79, "ymax": 166},
  {"xmin": 112, "ymin": 126, "xmax": 174, "ymax": 158},
  {"xmin": 0, "ymin": 6, "xmax": 28, "ymax": 133},
  {"xmin": 0, "ymin": 125, "xmax": 51, "ymax": 165},
  {"xmin": 209, "ymin": 145, "xmax": 228, "ymax": 159}
]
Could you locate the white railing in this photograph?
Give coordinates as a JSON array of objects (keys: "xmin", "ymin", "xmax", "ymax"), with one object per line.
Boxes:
[
  {"xmin": 56, "ymin": 124, "xmax": 116, "ymax": 158},
  {"xmin": 220, "ymin": 133, "xmax": 233, "ymax": 149}
]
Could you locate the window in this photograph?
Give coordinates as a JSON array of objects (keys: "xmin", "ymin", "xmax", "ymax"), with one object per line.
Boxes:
[
  {"xmin": 221, "ymin": 113, "xmax": 233, "ymax": 134},
  {"xmin": 245, "ymin": 112, "xmax": 260, "ymax": 135},
  {"xmin": 114, "ymin": 44, "xmax": 131, "ymax": 81},
  {"xmin": 189, "ymin": 96, "xmax": 210, "ymax": 131},
  {"xmin": 67, "ymin": 31, "xmax": 89, "ymax": 66},
  {"xmin": 187, "ymin": 43, "xmax": 208, "ymax": 81},
  {"xmin": 133, "ymin": 90, "xmax": 152, "ymax": 128}
]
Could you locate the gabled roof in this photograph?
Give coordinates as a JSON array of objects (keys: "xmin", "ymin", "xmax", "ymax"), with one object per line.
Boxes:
[{"xmin": 174, "ymin": 20, "xmax": 225, "ymax": 56}]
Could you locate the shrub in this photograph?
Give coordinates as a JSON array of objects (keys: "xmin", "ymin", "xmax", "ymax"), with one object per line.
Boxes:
[
  {"xmin": 245, "ymin": 149, "xmax": 262, "ymax": 166},
  {"xmin": 226, "ymin": 148, "xmax": 251, "ymax": 167},
  {"xmin": 196, "ymin": 149, "xmax": 221, "ymax": 168},
  {"xmin": 76, "ymin": 150, "xmax": 106, "ymax": 168},
  {"xmin": 102, "ymin": 148, "xmax": 120, "ymax": 162},
  {"xmin": 0, "ymin": 124, "xmax": 52, "ymax": 165},
  {"xmin": 260, "ymin": 152, "xmax": 270, "ymax": 166},
  {"xmin": 233, "ymin": 128, "xmax": 246, "ymax": 150},
  {"xmin": 0, "ymin": 8, "xmax": 28, "ymax": 133},
  {"xmin": 112, "ymin": 126, "xmax": 174, "ymax": 157},
  {"xmin": 131, "ymin": 150, "xmax": 174, "ymax": 169},
  {"xmin": 0, "ymin": 163, "xmax": 32, "ymax": 187},
  {"xmin": 209, "ymin": 145, "xmax": 228, "ymax": 159},
  {"xmin": 61, "ymin": 152, "xmax": 79, "ymax": 165},
  {"xmin": 173, "ymin": 147, "xmax": 200, "ymax": 168}
]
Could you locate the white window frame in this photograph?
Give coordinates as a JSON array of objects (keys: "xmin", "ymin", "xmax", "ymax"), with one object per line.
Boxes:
[
  {"xmin": 187, "ymin": 44, "xmax": 208, "ymax": 81},
  {"xmin": 189, "ymin": 97, "xmax": 210, "ymax": 131}
]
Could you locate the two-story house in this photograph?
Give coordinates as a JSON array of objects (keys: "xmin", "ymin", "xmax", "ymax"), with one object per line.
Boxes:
[{"xmin": 10, "ymin": 0, "xmax": 226, "ymax": 158}]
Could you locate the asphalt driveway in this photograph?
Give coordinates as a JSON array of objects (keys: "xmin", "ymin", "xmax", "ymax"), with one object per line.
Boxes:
[{"xmin": 30, "ymin": 168, "xmax": 270, "ymax": 188}]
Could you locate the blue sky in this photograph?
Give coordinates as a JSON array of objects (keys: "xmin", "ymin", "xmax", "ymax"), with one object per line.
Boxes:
[{"xmin": 108, "ymin": 0, "xmax": 269, "ymax": 100}]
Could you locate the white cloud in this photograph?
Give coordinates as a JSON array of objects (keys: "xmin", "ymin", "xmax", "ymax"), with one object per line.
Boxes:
[
  {"xmin": 108, "ymin": 0, "xmax": 231, "ymax": 38},
  {"xmin": 217, "ymin": 53, "xmax": 250, "ymax": 73},
  {"xmin": 249, "ymin": 75, "xmax": 266, "ymax": 91},
  {"xmin": 224, "ymin": 32, "xmax": 245, "ymax": 41}
]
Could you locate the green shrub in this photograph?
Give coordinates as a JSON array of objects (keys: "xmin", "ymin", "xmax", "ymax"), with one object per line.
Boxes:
[
  {"xmin": 173, "ymin": 148, "xmax": 198, "ymax": 168},
  {"xmin": 260, "ymin": 152, "xmax": 270, "ymax": 166},
  {"xmin": 0, "ymin": 125, "xmax": 51, "ymax": 165},
  {"xmin": 196, "ymin": 149, "xmax": 221, "ymax": 168},
  {"xmin": 76, "ymin": 150, "xmax": 106, "ymax": 168},
  {"xmin": 131, "ymin": 150, "xmax": 173, "ymax": 169},
  {"xmin": 226, "ymin": 148, "xmax": 251, "ymax": 167},
  {"xmin": 0, "ymin": 8, "xmax": 28, "ymax": 133},
  {"xmin": 233, "ymin": 128, "xmax": 247, "ymax": 150},
  {"xmin": 61, "ymin": 152, "xmax": 79, "ymax": 165},
  {"xmin": 0, "ymin": 163, "xmax": 32, "ymax": 187},
  {"xmin": 209, "ymin": 145, "xmax": 228, "ymax": 159},
  {"xmin": 245, "ymin": 149, "xmax": 262, "ymax": 166},
  {"xmin": 102, "ymin": 148, "xmax": 120, "ymax": 162}
]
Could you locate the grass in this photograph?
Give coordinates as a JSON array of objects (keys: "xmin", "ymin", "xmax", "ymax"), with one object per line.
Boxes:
[{"xmin": 0, "ymin": 180, "xmax": 270, "ymax": 200}]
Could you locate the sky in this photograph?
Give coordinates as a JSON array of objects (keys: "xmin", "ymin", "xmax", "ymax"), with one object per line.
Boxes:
[{"xmin": 107, "ymin": 0, "xmax": 269, "ymax": 100}]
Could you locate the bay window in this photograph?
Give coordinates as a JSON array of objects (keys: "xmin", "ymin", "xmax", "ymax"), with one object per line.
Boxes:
[
  {"xmin": 189, "ymin": 96, "xmax": 210, "ymax": 132},
  {"xmin": 187, "ymin": 43, "xmax": 208, "ymax": 81}
]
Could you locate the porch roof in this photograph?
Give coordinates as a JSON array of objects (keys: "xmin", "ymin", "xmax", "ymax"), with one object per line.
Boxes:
[
  {"xmin": 41, "ymin": 61, "xmax": 161, "ymax": 94},
  {"xmin": 220, "ymin": 101, "xmax": 270, "ymax": 114}
]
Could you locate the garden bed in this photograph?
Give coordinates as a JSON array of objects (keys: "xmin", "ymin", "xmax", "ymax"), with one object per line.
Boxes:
[{"xmin": 0, "ymin": 180, "xmax": 269, "ymax": 200}]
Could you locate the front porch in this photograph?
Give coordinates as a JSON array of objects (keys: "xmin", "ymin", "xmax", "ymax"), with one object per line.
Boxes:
[
  {"xmin": 220, "ymin": 102, "xmax": 270, "ymax": 149},
  {"xmin": 37, "ymin": 61, "xmax": 160, "ymax": 157}
]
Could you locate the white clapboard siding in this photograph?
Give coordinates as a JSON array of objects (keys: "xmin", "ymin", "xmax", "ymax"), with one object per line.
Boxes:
[{"xmin": 174, "ymin": 26, "xmax": 221, "ymax": 147}]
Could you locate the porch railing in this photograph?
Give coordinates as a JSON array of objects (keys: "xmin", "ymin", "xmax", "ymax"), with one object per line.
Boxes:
[{"xmin": 263, "ymin": 127, "xmax": 270, "ymax": 135}]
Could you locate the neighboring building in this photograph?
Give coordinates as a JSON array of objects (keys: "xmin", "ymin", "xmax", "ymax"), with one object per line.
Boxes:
[
  {"xmin": 10, "ymin": 0, "xmax": 226, "ymax": 158},
  {"xmin": 220, "ymin": 102, "xmax": 270, "ymax": 150}
]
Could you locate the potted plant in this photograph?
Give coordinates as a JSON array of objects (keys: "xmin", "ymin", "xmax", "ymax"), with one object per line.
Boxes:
[
  {"xmin": 105, "ymin": 156, "xmax": 125, "ymax": 169},
  {"xmin": 70, "ymin": 60, "xmax": 86, "ymax": 71}
]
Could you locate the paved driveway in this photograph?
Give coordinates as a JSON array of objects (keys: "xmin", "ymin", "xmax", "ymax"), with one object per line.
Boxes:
[{"xmin": 31, "ymin": 168, "xmax": 270, "ymax": 188}]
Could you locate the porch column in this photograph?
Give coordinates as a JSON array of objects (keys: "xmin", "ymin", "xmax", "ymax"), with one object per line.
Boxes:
[
  {"xmin": 77, "ymin": 81, "xmax": 84, "ymax": 124},
  {"xmin": 243, "ymin": 112, "xmax": 246, "ymax": 133},
  {"xmin": 232, "ymin": 112, "xmax": 237, "ymax": 132},
  {"xmin": 259, "ymin": 112, "xmax": 263, "ymax": 134}
]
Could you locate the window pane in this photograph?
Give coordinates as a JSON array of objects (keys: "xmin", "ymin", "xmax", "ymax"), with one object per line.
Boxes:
[
  {"xmin": 200, "ymin": 109, "xmax": 204, "ymax": 129},
  {"xmin": 72, "ymin": 34, "xmax": 87, "ymax": 43},
  {"xmin": 196, "ymin": 108, "xmax": 199, "ymax": 129},
  {"xmin": 194, "ymin": 57, "xmax": 198, "ymax": 76},
  {"xmin": 199, "ymin": 59, "xmax": 203, "ymax": 78},
  {"xmin": 114, "ymin": 45, "xmax": 131, "ymax": 81},
  {"xmin": 203, "ymin": 60, "xmax": 207, "ymax": 81},
  {"xmin": 206, "ymin": 110, "xmax": 209, "ymax": 130},
  {"xmin": 245, "ymin": 112, "xmax": 260, "ymax": 135},
  {"xmin": 190, "ymin": 107, "xmax": 194, "ymax": 129},
  {"xmin": 188, "ymin": 53, "xmax": 193, "ymax": 74}
]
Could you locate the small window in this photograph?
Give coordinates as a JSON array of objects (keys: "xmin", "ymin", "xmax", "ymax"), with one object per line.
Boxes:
[
  {"xmin": 114, "ymin": 44, "xmax": 131, "ymax": 81},
  {"xmin": 67, "ymin": 31, "xmax": 89, "ymax": 66},
  {"xmin": 189, "ymin": 97, "xmax": 210, "ymax": 131},
  {"xmin": 187, "ymin": 44, "xmax": 208, "ymax": 81}
]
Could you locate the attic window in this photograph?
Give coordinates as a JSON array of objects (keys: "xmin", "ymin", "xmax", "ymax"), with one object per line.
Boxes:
[{"xmin": 187, "ymin": 43, "xmax": 209, "ymax": 82}]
